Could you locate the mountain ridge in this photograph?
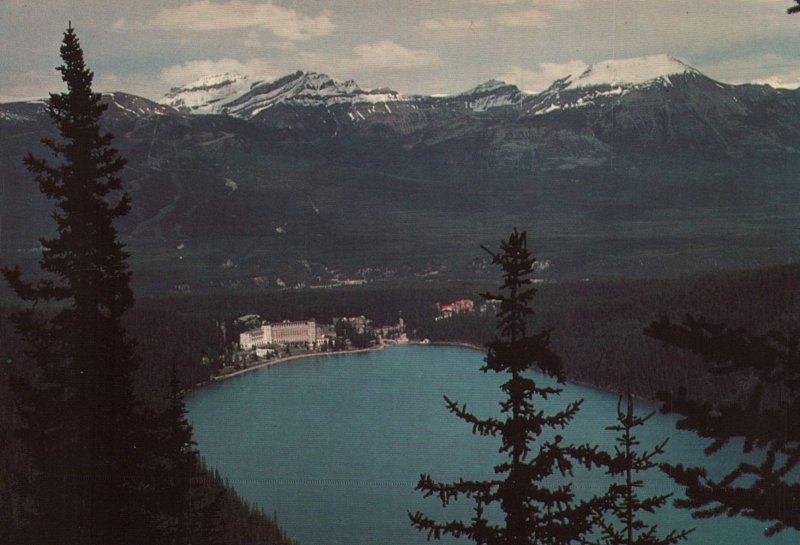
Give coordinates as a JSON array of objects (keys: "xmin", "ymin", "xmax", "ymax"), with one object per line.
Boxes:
[
  {"xmin": 565, "ymin": 54, "xmax": 698, "ymax": 90},
  {"xmin": 2, "ymin": 53, "xmax": 799, "ymax": 293},
  {"xmin": 156, "ymin": 54, "xmax": 714, "ymax": 119},
  {"xmin": 162, "ymin": 69, "xmax": 406, "ymax": 119}
]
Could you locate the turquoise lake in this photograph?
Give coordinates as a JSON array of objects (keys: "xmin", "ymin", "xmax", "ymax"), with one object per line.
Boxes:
[{"xmin": 186, "ymin": 344, "xmax": 793, "ymax": 545}]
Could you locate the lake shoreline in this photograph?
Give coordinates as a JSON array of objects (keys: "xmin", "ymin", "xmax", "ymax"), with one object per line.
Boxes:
[
  {"xmin": 424, "ymin": 340, "xmax": 485, "ymax": 351},
  {"xmin": 201, "ymin": 343, "xmax": 386, "ymax": 384},
  {"xmin": 195, "ymin": 339, "xmax": 634, "ymax": 402},
  {"xmin": 417, "ymin": 340, "xmax": 634, "ymax": 401},
  {"xmin": 185, "ymin": 342, "xmax": 774, "ymax": 545}
]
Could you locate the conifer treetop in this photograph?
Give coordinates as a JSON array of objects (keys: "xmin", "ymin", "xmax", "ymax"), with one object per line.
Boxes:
[
  {"xmin": 410, "ymin": 229, "xmax": 608, "ymax": 545},
  {"xmin": 4, "ymin": 22, "xmax": 132, "ymax": 316}
]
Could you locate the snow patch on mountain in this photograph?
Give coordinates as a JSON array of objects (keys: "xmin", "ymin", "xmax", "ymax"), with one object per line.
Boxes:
[
  {"xmin": 107, "ymin": 92, "xmax": 173, "ymax": 117},
  {"xmin": 161, "ymin": 71, "xmax": 406, "ymax": 119},
  {"xmin": 455, "ymin": 79, "xmax": 525, "ymax": 112},
  {"xmin": 565, "ymin": 54, "xmax": 698, "ymax": 90},
  {"xmin": 232, "ymin": 72, "xmax": 405, "ymax": 118},
  {"xmin": 461, "ymin": 79, "xmax": 513, "ymax": 95},
  {"xmin": 159, "ymin": 55, "xmax": 702, "ymax": 120},
  {"xmin": 0, "ymin": 110, "xmax": 31, "ymax": 121},
  {"xmin": 162, "ymin": 73, "xmax": 259, "ymax": 114},
  {"xmin": 527, "ymin": 55, "xmax": 699, "ymax": 117}
]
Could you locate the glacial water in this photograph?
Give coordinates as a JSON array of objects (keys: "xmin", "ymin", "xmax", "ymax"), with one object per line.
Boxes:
[{"xmin": 186, "ymin": 345, "xmax": 793, "ymax": 545}]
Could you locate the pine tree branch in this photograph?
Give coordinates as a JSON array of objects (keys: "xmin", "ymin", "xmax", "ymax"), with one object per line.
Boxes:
[
  {"xmin": 661, "ymin": 462, "xmax": 800, "ymax": 533},
  {"xmin": 444, "ymin": 395, "xmax": 504, "ymax": 436}
]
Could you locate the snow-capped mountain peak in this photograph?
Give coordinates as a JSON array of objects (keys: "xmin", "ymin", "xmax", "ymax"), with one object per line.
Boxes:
[
  {"xmin": 161, "ymin": 70, "xmax": 405, "ymax": 119},
  {"xmin": 159, "ymin": 55, "xmax": 706, "ymax": 121},
  {"xmin": 455, "ymin": 79, "xmax": 525, "ymax": 112},
  {"xmin": 461, "ymin": 79, "xmax": 514, "ymax": 95},
  {"xmin": 276, "ymin": 71, "xmax": 360, "ymax": 96},
  {"xmin": 567, "ymin": 54, "xmax": 698, "ymax": 90},
  {"xmin": 162, "ymin": 73, "xmax": 260, "ymax": 114},
  {"xmin": 526, "ymin": 55, "xmax": 704, "ymax": 117}
]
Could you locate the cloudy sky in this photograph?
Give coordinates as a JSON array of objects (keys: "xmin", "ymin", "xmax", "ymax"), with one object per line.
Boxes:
[{"xmin": 1, "ymin": 0, "xmax": 799, "ymax": 102}]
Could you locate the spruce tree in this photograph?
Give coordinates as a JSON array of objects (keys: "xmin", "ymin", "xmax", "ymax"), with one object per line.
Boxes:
[
  {"xmin": 593, "ymin": 390, "xmax": 693, "ymax": 545},
  {"xmin": 2, "ymin": 23, "xmax": 148, "ymax": 545},
  {"xmin": 644, "ymin": 315, "xmax": 800, "ymax": 536},
  {"xmin": 149, "ymin": 367, "xmax": 201, "ymax": 542},
  {"xmin": 409, "ymin": 229, "xmax": 607, "ymax": 544}
]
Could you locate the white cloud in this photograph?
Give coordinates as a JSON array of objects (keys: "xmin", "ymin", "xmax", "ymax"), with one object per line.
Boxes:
[
  {"xmin": 242, "ymin": 31, "xmax": 263, "ymax": 49},
  {"xmin": 0, "ymin": 69, "xmax": 62, "ymax": 102},
  {"xmin": 422, "ymin": 17, "xmax": 486, "ymax": 31},
  {"xmin": 159, "ymin": 58, "xmax": 275, "ymax": 86},
  {"xmin": 699, "ymin": 53, "xmax": 800, "ymax": 87},
  {"xmin": 497, "ymin": 8, "xmax": 552, "ymax": 28},
  {"xmin": 529, "ymin": 0, "xmax": 584, "ymax": 10},
  {"xmin": 95, "ymin": 73, "xmax": 123, "ymax": 92},
  {"xmin": 752, "ymin": 71, "xmax": 800, "ymax": 89},
  {"xmin": 147, "ymin": 0, "xmax": 334, "ymax": 41},
  {"xmin": 573, "ymin": 0, "xmax": 789, "ymax": 54},
  {"xmin": 351, "ymin": 41, "xmax": 440, "ymax": 69},
  {"xmin": 493, "ymin": 0, "xmax": 584, "ymax": 30},
  {"xmin": 500, "ymin": 60, "xmax": 588, "ymax": 92},
  {"xmin": 3, "ymin": 0, "xmax": 797, "ymax": 101}
]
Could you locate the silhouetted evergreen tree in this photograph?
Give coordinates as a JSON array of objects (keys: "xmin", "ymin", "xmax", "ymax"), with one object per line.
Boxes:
[
  {"xmin": 1, "ymin": 23, "xmax": 153, "ymax": 545},
  {"xmin": 789, "ymin": 1, "xmax": 800, "ymax": 14},
  {"xmin": 140, "ymin": 365, "xmax": 233, "ymax": 545},
  {"xmin": 593, "ymin": 390, "xmax": 692, "ymax": 545},
  {"xmin": 644, "ymin": 315, "xmax": 800, "ymax": 537},
  {"xmin": 148, "ymin": 366, "xmax": 202, "ymax": 542},
  {"xmin": 409, "ymin": 229, "xmax": 608, "ymax": 544}
]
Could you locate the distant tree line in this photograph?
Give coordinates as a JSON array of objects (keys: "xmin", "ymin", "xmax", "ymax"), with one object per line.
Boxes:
[
  {"xmin": 415, "ymin": 265, "xmax": 800, "ymax": 403},
  {"xmin": 333, "ymin": 319, "xmax": 378, "ymax": 349}
]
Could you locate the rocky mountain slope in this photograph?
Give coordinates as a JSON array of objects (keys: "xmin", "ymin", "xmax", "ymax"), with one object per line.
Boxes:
[
  {"xmin": 2, "ymin": 55, "xmax": 799, "ymax": 294},
  {"xmin": 158, "ymin": 53, "xmax": 800, "ymax": 157}
]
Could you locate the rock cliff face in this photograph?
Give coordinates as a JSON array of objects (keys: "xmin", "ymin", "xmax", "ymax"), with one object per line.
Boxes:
[{"xmin": 2, "ymin": 55, "xmax": 800, "ymax": 291}]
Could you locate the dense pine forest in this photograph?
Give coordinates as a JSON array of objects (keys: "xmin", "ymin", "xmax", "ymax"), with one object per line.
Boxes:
[
  {"xmin": 0, "ymin": 302, "xmax": 296, "ymax": 543},
  {"xmin": 3, "ymin": 261, "xmax": 797, "ymax": 539},
  {"xmin": 7, "ymin": 263, "xmax": 796, "ymax": 402},
  {"xmin": 6, "ymin": 263, "xmax": 794, "ymax": 404},
  {"xmin": 121, "ymin": 262, "xmax": 800, "ymax": 401},
  {"xmin": 416, "ymin": 264, "xmax": 800, "ymax": 400}
]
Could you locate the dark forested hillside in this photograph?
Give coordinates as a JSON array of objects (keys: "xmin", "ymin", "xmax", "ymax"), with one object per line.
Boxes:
[
  {"xmin": 0, "ymin": 305, "xmax": 295, "ymax": 544},
  {"xmin": 126, "ymin": 281, "xmax": 480, "ymax": 398},
  {"xmin": 415, "ymin": 264, "xmax": 800, "ymax": 401},
  {"xmin": 7, "ymin": 264, "xmax": 796, "ymax": 404},
  {"xmin": 108, "ymin": 263, "xmax": 800, "ymax": 403}
]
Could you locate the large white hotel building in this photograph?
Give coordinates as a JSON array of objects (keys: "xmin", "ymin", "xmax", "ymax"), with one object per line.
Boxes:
[{"xmin": 239, "ymin": 320, "xmax": 322, "ymax": 350}]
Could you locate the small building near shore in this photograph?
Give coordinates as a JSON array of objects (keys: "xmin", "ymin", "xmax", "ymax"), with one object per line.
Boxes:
[
  {"xmin": 255, "ymin": 346, "xmax": 275, "ymax": 358},
  {"xmin": 437, "ymin": 299, "xmax": 475, "ymax": 319}
]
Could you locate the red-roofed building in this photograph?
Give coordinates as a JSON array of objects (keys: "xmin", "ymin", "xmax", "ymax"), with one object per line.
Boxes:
[{"xmin": 437, "ymin": 299, "xmax": 475, "ymax": 319}]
